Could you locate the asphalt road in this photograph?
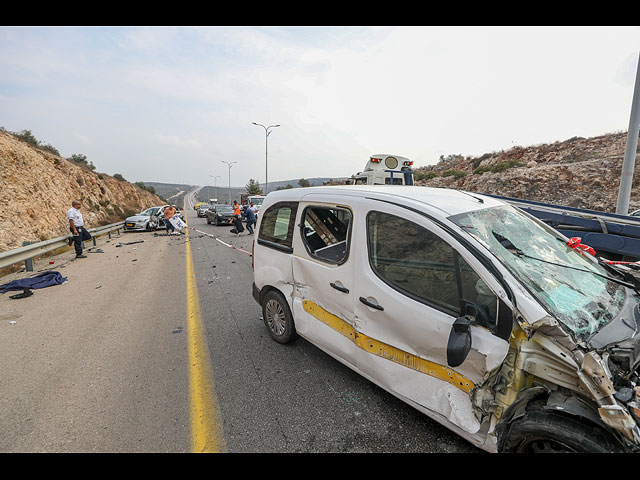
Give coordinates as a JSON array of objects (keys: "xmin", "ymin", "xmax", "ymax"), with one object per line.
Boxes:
[
  {"xmin": 0, "ymin": 192, "xmax": 481, "ymax": 453},
  {"xmin": 186, "ymin": 194, "xmax": 481, "ymax": 453},
  {"xmin": 0, "ymin": 228, "xmax": 191, "ymax": 452}
]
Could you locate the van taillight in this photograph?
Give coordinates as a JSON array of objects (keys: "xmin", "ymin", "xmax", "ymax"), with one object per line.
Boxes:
[{"xmin": 252, "ymin": 240, "xmax": 254, "ymax": 270}]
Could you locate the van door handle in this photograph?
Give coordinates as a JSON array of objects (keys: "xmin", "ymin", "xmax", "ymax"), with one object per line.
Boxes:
[
  {"xmin": 330, "ymin": 282, "xmax": 349, "ymax": 294},
  {"xmin": 359, "ymin": 296, "xmax": 384, "ymax": 311}
]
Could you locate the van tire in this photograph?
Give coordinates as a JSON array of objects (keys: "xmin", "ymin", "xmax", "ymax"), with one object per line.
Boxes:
[
  {"xmin": 501, "ymin": 409, "xmax": 622, "ymax": 453},
  {"xmin": 262, "ymin": 290, "xmax": 297, "ymax": 344}
]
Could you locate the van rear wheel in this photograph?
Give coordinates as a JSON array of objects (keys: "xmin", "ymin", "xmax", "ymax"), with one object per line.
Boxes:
[{"xmin": 262, "ymin": 290, "xmax": 297, "ymax": 344}]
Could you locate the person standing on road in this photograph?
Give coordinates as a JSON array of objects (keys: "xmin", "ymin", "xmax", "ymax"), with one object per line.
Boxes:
[
  {"xmin": 164, "ymin": 205, "xmax": 177, "ymax": 234},
  {"xmin": 232, "ymin": 201, "xmax": 241, "ymax": 217},
  {"xmin": 66, "ymin": 200, "xmax": 90, "ymax": 258},
  {"xmin": 242, "ymin": 204, "xmax": 257, "ymax": 234}
]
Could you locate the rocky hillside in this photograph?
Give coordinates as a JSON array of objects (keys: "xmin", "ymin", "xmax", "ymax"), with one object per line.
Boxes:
[
  {"xmin": 413, "ymin": 132, "xmax": 640, "ymax": 213},
  {"xmin": 0, "ymin": 130, "xmax": 165, "ymax": 253}
]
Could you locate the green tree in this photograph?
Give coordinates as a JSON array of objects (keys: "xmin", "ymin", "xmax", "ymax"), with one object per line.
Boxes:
[
  {"xmin": 298, "ymin": 178, "xmax": 311, "ymax": 187},
  {"xmin": 245, "ymin": 178, "xmax": 262, "ymax": 195},
  {"xmin": 15, "ymin": 129, "xmax": 39, "ymax": 147},
  {"xmin": 69, "ymin": 153, "xmax": 96, "ymax": 171}
]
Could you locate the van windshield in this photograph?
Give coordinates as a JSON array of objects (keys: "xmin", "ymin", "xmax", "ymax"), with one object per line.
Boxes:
[{"xmin": 450, "ymin": 205, "xmax": 629, "ymax": 341}]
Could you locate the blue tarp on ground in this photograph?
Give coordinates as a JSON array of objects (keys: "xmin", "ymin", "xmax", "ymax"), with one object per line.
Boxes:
[{"xmin": 0, "ymin": 271, "xmax": 67, "ymax": 293}]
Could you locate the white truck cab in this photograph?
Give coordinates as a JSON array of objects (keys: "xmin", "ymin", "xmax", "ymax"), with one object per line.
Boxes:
[
  {"xmin": 347, "ymin": 154, "xmax": 415, "ymax": 186},
  {"xmin": 252, "ymin": 185, "xmax": 640, "ymax": 453}
]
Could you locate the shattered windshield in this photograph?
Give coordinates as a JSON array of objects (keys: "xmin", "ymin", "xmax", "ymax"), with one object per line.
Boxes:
[{"xmin": 450, "ymin": 205, "xmax": 629, "ymax": 341}]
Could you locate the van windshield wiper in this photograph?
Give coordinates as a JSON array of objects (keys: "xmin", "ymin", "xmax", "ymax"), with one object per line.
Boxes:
[{"xmin": 492, "ymin": 232, "xmax": 638, "ymax": 291}]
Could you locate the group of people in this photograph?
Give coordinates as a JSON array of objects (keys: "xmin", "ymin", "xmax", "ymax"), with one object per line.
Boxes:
[
  {"xmin": 66, "ymin": 201, "xmax": 183, "ymax": 259},
  {"xmin": 231, "ymin": 200, "xmax": 257, "ymax": 235},
  {"xmin": 65, "ymin": 197, "xmax": 255, "ymax": 260}
]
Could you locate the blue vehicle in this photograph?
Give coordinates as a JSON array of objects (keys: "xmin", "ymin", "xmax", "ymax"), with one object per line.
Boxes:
[{"xmin": 483, "ymin": 194, "xmax": 640, "ymax": 263}]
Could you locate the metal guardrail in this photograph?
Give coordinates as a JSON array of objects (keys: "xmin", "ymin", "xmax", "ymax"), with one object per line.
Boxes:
[{"xmin": 0, "ymin": 221, "xmax": 125, "ymax": 271}]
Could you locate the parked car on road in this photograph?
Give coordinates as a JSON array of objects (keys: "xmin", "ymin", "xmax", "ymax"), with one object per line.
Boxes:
[
  {"xmin": 206, "ymin": 204, "xmax": 235, "ymax": 225},
  {"xmin": 197, "ymin": 204, "xmax": 211, "ymax": 217},
  {"xmin": 252, "ymin": 185, "xmax": 640, "ymax": 453}
]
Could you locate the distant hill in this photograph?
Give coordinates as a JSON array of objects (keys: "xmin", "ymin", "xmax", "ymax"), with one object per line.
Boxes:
[
  {"xmin": 143, "ymin": 182, "xmax": 194, "ymax": 207},
  {"xmin": 264, "ymin": 177, "xmax": 348, "ymax": 193},
  {"xmin": 189, "ymin": 177, "xmax": 349, "ymax": 205}
]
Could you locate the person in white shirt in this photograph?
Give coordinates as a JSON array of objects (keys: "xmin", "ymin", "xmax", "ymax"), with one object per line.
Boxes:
[{"xmin": 66, "ymin": 200, "xmax": 90, "ymax": 258}]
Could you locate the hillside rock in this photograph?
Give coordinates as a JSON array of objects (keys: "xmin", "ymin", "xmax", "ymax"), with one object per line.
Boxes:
[
  {"xmin": 0, "ymin": 130, "xmax": 165, "ymax": 253},
  {"xmin": 414, "ymin": 132, "xmax": 640, "ymax": 213}
]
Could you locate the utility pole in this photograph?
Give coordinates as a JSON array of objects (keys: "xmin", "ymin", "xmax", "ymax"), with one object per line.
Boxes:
[
  {"xmin": 252, "ymin": 122, "xmax": 280, "ymax": 195},
  {"xmin": 617, "ymin": 52, "xmax": 640, "ymax": 214},
  {"xmin": 221, "ymin": 161, "xmax": 237, "ymax": 204}
]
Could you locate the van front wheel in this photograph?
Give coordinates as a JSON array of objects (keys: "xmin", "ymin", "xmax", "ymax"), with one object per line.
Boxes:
[
  {"xmin": 262, "ymin": 290, "xmax": 297, "ymax": 344},
  {"xmin": 501, "ymin": 409, "xmax": 622, "ymax": 453}
]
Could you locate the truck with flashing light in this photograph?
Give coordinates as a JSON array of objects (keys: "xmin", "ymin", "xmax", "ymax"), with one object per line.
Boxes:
[{"xmin": 346, "ymin": 154, "xmax": 415, "ymax": 186}]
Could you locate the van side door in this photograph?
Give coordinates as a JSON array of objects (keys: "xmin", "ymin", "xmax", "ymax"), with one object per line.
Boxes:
[
  {"xmin": 352, "ymin": 204, "xmax": 512, "ymax": 436},
  {"xmin": 290, "ymin": 199, "xmax": 358, "ymax": 368}
]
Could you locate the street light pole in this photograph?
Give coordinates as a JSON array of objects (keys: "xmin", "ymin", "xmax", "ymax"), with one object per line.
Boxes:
[
  {"xmin": 209, "ymin": 175, "xmax": 220, "ymax": 203},
  {"xmin": 252, "ymin": 122, "xmax": 280, "ymax": 195},
  {"xmin": 221, "ymin": 161, "xmax": 237, "ymax": 204},
  {"xmin": 617, "ymin": 52, "xmax": 640, "ymax": 214}
]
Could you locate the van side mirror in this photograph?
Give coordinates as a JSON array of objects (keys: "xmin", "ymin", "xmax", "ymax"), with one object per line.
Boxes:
[{"xmin": 447, "ymin": 316, "xmax": 472, "ymax": 368}]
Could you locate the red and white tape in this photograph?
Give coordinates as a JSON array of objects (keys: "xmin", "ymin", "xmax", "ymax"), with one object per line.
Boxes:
[{"xmin": 189, "ymin": 227, "xmax": 252, "ymax": 256}]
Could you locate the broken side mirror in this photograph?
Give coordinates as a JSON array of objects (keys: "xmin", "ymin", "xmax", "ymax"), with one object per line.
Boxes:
[
  {"xmin": 447, "ymin": 316, "xmax": 472, "ymax": 368},
  {"xmin": 463, "ymin": 301, "xmax": 493, "ymax": 330}
]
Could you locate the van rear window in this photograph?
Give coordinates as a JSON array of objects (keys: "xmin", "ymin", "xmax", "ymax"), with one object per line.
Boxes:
[{"xmin": 258, "ymin": 201, "xmax": 299, "ymax": 252}]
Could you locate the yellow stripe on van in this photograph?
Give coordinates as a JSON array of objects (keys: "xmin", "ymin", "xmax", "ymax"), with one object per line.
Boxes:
[{"xmin": 302, "ymin": 300, "xmax": 475, "ymax": 394}]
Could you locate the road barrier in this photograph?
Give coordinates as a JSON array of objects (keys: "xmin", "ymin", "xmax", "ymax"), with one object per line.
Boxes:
[{"xmin": 0, "ymin": 221, "xmax": 125, "ymax": 271}]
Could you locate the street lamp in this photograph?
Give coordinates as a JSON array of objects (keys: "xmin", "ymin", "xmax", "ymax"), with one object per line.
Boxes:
[
  {"xmin": 209, "ymin": 175, "xmax": 220, "ymax": 203},
  {"xmin": 252, "ymin": 122, "xmax": 280, "ymax": 195},
  {"xmin": 221, "ymin": 161, "xmax": 237, "ymax": 204}
]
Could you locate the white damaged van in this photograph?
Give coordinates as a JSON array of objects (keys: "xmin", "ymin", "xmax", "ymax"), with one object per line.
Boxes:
[{"xmin": 252, "ymin": 185, "xmax": 640, "ymax": 452}]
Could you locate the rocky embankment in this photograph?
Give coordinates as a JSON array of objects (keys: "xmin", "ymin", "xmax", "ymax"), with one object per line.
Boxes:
[
  {"xmin": 413, "ymin": 132, "xmax": 640, "ymax": 213},
  {"xmin": 0, "ymin": 130, "xmax": 165, "ymax": 253}
]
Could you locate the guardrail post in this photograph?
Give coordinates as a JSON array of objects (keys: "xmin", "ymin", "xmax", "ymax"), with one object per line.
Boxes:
[{"xmin": 22, "ymin": 241, "xmax": 34, "ymax": 271}]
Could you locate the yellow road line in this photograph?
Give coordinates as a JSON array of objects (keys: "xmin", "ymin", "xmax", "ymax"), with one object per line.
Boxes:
[{"xmin": 185, "ymin": 216, "xmax": 226, "ymax": 453}]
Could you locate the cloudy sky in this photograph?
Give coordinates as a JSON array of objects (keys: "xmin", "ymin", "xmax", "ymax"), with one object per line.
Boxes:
[{"xmin": 1, "ymin": 26, "xmax": 639, "ymax": 189}]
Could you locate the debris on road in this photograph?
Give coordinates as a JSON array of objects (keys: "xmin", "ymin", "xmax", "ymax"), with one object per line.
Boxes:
[
  {"xmin": 9, "ymin": 288, "xmax": 33, "ymax": 299},
  {"xmin": 116, "ymin": 240, "xmax": 145, "ymax": 247}
]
